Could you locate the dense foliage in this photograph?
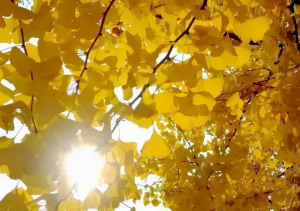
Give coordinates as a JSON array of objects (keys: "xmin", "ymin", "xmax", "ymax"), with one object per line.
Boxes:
[{"xmin": 1, "ymin": 0, "xmax": 300, "ymax": 210}]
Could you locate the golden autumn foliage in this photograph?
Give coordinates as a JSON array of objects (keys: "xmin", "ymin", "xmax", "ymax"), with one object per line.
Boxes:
[{"xmin": 1, "ymin": 0, "xmax": 300, "ymax": 210}]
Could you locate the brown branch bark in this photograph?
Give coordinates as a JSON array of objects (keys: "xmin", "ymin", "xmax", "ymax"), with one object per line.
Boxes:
[
  {"xmin": 54, "ymin": 1, "xmax": 117, "ymax": 209},
  {"xmin": 288, "ymin": 1, "xmax": 300, "ymax": 52},
  {"xmin": 177, "ymin": 126, "xmax": 199, "ymax": 167},
  {"xmin": 150, "ymin": 4, "xmax": 166, "ymax": 11},
  {"xmin": 129, "ymin": 0, "xmax": 208, "ymax": 107},
  {"xmin": 55, "ymin": 0, "xmax": 208, "ymax": 208},
  {"xmin": 110, "ymin": 0, "xmax": 209, "ymax": 156},
  {"xmin": 20, "ymin": 23, "xmax": 38, "ymax": 133},
  {"xmin": 67, "ymin": 0, "xmax": 116, "ymax": 117}
]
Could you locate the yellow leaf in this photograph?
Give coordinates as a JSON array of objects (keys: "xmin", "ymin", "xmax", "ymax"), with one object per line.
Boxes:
[
  {"xmin": 20, "ymin": 3, "xmax": 53, "ymax": 38},
  {"xmin": 38, "ymin": 38, "xmax": 60, "ymax": 61},
  {"xmin": 84, "ymin": 190, "xmax": 101, "ymax": 209},
  {"xmin": 191, "ymin": 78, "xmax": 224, "ymax": 98},
  {"xmin": 0, "ymin": 83, "xmax": 13, "ymax": 105},
  {"xmin": 141, "ymin": 129, "xmax": 171, "ymax": 158},
  {"xmin": 0, "ymin": 18, "xmax": 20, "ymax": 43},
  {"xmin": 193, "ymin": 92, "xmax": 216, "ymax": 111},
  {"xmin": 59, "ymin": 197, "xmax": 85, "ymax": 210},
  {"xmin": 207, "ymin": 43, "xmax": 238, "ymax": 71},
  {"xmin": 34, "ymin": 57, "xmax": 62, "ymax": 79},
  {"xmin": 171, "ymin": 112, "xmax": 194, "ymax": 131},
  {"xmin": 0, "ymin": 188, "xmax": 36, "ymax": 211},
  {"xmin": 101, "ymin": 162, "xmax": 119, "ymax": 184},
  {"xmin": 254, "ymin": 150, "xmax": 262, "ymax": 159},
  {"xmin": 226, "ymin": 93, "xmax": 244, "ymax": 110},
  {"xmin": 154, "ymin": 91, "xmax": 178, "ymax": 114},
  {"xmin": 234, "ymin": 46, "xmax": 252, "ymax": 68},
  {"xmin": 10, "ymin": 47, "xmax": 35, "ymax": 77},
  {"xmin": 12, "ymin": 4, "xmax": 36, "ymax": 20},
  {"xmin": 235, "ymin": 16, "xmax": 271, "ymax": 42},
  {"xmin": 192, "ymin": 9, "xmax": 211, "ymax": 20},
  {"xmin": 259, "ymin": 105, "xmax": 268, "ymax": 118},
  {"xmin": 226, "ymin": 93, "xmax": 244, "ymax": 118},
  {"xmin": 105, "ymin": 182, "xmax": 119, "ymax": 198},
  {"xmin": 192, "ymin": 115, "xmax": 210, "ymax": 128},
  {"xmin": 107, "ymin": 140, "xmax": 137, "ymax": 165},
  {"xmin": 0, "ymin": 137, "xmax": 13, "ymax": 148}
]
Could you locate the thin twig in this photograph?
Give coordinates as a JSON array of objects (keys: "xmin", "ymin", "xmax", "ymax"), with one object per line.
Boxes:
[
  {"xmin": 274, "ymin": 43, "xmax": 284, "ymax": 65},
  {"xmin": 288, "ymin": 1, "xmax": 300, "ymax": 52},
  {"xmin": 67, "ymin": 0, "xmax": 116, "ymax": 117},
  {"xmin": 226, "ymin": 96, "xmax": 252, "ymax": 149},
  {"xmin": 277, "ymin": 172, "xmax": 285, "ymax": 178},
  {"xmin": 121, "ymin": 202, "xmax": 132, "ymax": 209},
  {"xmin": 177, "ymin": 126, "xmax": 199, "ymax": 166},
  {"xmin": 54, "ymin": 1, "xmax": 116, "ymax": 209},
  {"xmin": 150, "ymin": 4, "xmax": 166, "ymax": 10},
  {"xmin": 19, "ymin": 23, "xmax": 38, "ymax": 133},
  {"xmin": 128, "ymin": 0, "xmax": 208, "ymax": 106},
  {"xmin": 102, "ymin": 0, "xmax": 209, "ymax": 154}
]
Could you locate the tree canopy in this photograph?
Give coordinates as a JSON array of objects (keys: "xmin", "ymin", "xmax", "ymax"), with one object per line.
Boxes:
[{"xmin": 1, "ymin": 0, "xmax": 300, "ymax": 210}]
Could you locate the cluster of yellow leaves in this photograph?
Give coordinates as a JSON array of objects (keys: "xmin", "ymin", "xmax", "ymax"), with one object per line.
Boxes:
[{"xmin": 1, "ymin": 0, "xmax": 300, "ymax": 210}]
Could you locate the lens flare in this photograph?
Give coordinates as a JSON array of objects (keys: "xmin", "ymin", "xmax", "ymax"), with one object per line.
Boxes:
[{"xmin": 65, "ymin": 146, "xmax": 104, "ymax": 199}]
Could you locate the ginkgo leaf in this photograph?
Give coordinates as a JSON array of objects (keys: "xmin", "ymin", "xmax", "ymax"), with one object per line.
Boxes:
[
  {"xmin": 85, "ymin": 189, "xmax": 101, "ymax": 209},
  {"xmin": 59, "ymin": 196, "xmax": 85, "ymax": 210},
  {"xmin": 0, "ymin": 17, "xmax": 20, "ymax": 43},
  {"xmin": 12, "ymin": 4, "xmax": 36, "ymax": 20},
  {"xmin": 0, "ymin": 83, "xmax": 13, "ymax": 105},
  {"xmin": 141, "ymin": 129, "xmax": 171, "ymax": 158},
  {"xmin": 193, "ymin": 92, "xmax": 216, "ymax": 111},
  {"xmin": 107, "ymin": 140, "xmax": 137, "ymax": 165},
  {"xmin": 191, "ymin": 78, "xmax": 224, "ymax": 98},
  {"xmin": 10, "ymin": 47, "xmax": 35, "ymax": 77},
  {"xmin": 20, "ymin": 3, "xmax": 53, "ymax": 38},
  {"xmin": 226, "ymin": 92, "xmax": 244, "ymax": 118},
  {"xmin": 0, "ymin": 0, "xmax": 299, "ymax": 210},
  {"xmin": 0, "ymin": 137, "xmax": 13, "ymax": 148},
  {"xmin": 38, "ymin": 38, "xmax": 60, "ymax": 61},
  {"xmin": 234, "ymin": 46, "xmax": 252, "ymax": 67},
  {"xmin": 105, "ymin": 182, "xmax": 119, "ymax": 198},
  {"xmin": 0, "ymin": 188, "xmax": 37, "ymax": 211},
  {"xmin": 101, "ymin": 162, "xmax": 120, "ymax": 184},
  {"xmin": 235, "ymin": 16, "xmax": 271, "ymax": 42},
  {"xmin": 154, "ymin": 91, "xmax": 178, "ymax": 114},
  {"xmin": 34, "ymin": 57, "xmax": 62, "ymax": 79}
]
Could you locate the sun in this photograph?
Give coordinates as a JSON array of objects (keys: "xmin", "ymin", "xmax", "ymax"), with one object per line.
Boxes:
[{"xmin": 65, "ymin": 146, "xmax": 105, "ymax": 199}]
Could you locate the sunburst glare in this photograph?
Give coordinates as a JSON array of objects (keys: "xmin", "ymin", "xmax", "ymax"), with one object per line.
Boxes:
[{"xmin": 65, "ymin": 146, "xmax": 105, "ymax": 199}]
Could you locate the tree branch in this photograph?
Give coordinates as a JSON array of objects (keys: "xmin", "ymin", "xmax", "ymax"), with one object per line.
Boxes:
[
  {"xmin": 55, "ymin": 0, "xmax": 208, "ymax": 208},
  {"xmin": 67, "ymin": 0, "xmax": 116, "ymax": 116},
  {"xmin": 129, "ymin": 0, "xmax": 208, "ymax": 106},
  {"xmin": 177, "ymin": 126, "xmax": 199, "ymax": 166},
  {"xmin": 54, "ymin": 1, "xmax": 116, "ymax": 209},
  {"xmin": 19, "ymin": 23, "xmax": 38, "ymax": 133},
  {"xmin": 288, "ymin": 1, "xmax": 300, "ymax": 52},
  {"xmin": 274, "ymin": 43, "xmax": 284, "ymax": 65}
]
